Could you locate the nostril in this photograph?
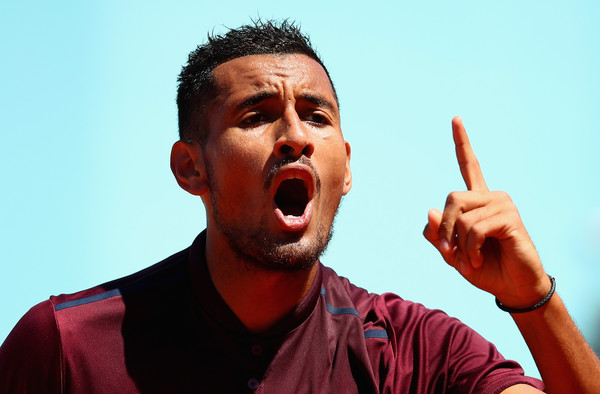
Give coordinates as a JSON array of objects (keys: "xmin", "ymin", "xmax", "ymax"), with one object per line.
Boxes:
[
  {"xmin": 279, "ymin": 144, "xmax": 293, "ymax": 155},
  {"xmin": 301, "ymin": 145, "xmax": 313, "ymax": 157}
]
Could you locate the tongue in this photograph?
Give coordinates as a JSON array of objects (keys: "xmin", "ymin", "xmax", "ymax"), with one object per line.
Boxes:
[
  {"xmin": 273, "ymin": 178, "xmax": 312, "ymax": 231},
  {"xmin": 274, "ymin": 201, "xmax": 313, "ymax": 232}
]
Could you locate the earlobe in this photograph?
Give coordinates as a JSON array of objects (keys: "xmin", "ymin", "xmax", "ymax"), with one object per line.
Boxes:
[
  {"xmin": 342, "ymin": 141, "xmax": 352, "ymax": 195},
  {"xmin": 170, "ymin": 141, "xmax": 209, "ymax": 196}
]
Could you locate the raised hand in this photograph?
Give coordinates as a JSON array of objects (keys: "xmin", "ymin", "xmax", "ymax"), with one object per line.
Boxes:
[{"xmin": 423, "ymin": 116, "xmax": 551, "ymax": 308}]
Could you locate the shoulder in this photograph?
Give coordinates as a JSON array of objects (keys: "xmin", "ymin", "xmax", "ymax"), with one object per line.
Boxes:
[
  {"xmin": 0, "ymin": 300, "xmax": 62, "ymax": 392},
  {"xmin": 320, "ymin": 264, "xmax": 451, "ymax": 330},
  {"xmin": 319, "ymin": 265, "xmax": 544, "ymax": 392},
  {"xmin": 1, "ymin": 247, "xmax": 192, "ymax": 392},
  {"xmin": 51, "ymin": 247, "xmax": 190, "ymax": 311},
  {"xmin": 1, "ymin": 300, "xmax": 59, "ymax": 350}
]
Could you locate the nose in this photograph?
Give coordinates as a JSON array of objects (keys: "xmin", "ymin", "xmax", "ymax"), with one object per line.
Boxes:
[{"xmin": 273, "ymin": 110, "xmax": 314, "ymax": 159}]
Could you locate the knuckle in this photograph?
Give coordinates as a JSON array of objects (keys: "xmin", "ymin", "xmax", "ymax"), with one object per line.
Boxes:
[
  {"xmin": 494, "ymin": 190, "xmax": 512, "ymax": 202},
  {"xmin": 507, "ymin": 209, "xmax": 522, "ymax": 224},
  {"xmin": 470, "ymin": 222, "xmax": 484, "ymax": 238},
  {"xmin": 465, "ymin": 159, "xmax": 480, "ymax": 171},
  {"xmin": 498, "ymin": 196, "xmax": 519, "ymax": 214},
  {"xmin": 445, "ymin": 191, "xmax": 461, "ymax": 206}
]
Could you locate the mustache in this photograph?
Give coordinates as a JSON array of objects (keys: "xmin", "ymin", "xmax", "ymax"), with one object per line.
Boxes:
[{"xmin": 264, "ymin": 156, "xmax": 321, "ymax": 192}]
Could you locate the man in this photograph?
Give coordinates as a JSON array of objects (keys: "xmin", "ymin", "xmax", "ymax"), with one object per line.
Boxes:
[{"xmin": 1, "ymin": 20, "xmax": 599, "ymax": 393}]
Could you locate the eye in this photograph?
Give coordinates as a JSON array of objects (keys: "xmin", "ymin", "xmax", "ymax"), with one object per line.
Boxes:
[
  {"xmin": 303, "ymin": 112, "xmax": 331, "ymax": 126},
  {"xmin": 239, "ymin": 113, "xmax": 268, "ymax": 128}
]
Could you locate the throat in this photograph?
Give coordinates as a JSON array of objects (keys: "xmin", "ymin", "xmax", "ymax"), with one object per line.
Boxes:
[{"xmin": 208, "ymin": 248, "xmax": 318, "ymax": 333}]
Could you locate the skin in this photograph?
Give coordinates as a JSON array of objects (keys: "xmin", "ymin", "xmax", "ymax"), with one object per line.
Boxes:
[
  {"xmin": 171, "ymin": 53, "xmax": 600, "ymax": 391},
  {"xmin": 424, "ymin": 117, "xmax": 600, "ymax": 393},
  {"xmin": 423, "ymin": 117, "xmax": 550, "ymax": 308},
  {"xmin": 171, "ymin": 54, "xmax": 351, "ymax": 332}
]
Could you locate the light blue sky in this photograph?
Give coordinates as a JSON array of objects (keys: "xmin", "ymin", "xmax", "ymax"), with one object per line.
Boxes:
[{"xmin": 2, "ymin": 1, "xmax": 599, "ymax": 379}]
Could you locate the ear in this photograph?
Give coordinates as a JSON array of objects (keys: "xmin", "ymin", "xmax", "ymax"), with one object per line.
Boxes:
[
  {"xmin": 342, "ymin": 141, "xmax": 352, "ymax": 195},
  {"xmin": 170, "ymin": 140, "xmax": 209, "ymax": 196}
]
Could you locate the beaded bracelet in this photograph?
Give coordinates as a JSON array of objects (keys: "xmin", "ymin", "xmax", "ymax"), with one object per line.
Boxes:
[{"xmin": 495, "ymin": 275, "xmax": 556, "ymax": 313}]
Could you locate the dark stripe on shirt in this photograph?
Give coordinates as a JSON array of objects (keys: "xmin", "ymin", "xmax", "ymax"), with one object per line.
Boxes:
[
  {"xmin": 55, "ymin": 288, "xmax": 122, "ymax": 311},
  {"xmin": 364, "ymin": 329, "xmax": 389, "ymax": 339},
  {"xmin": 320, "ymin": 288, "xmax": 360, "ymax": 317},
  {"xmin": 54, "ymin": 269, "xmax": 188, "ymax": 311}
]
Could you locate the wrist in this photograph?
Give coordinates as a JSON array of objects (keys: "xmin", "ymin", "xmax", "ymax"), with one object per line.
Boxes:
[{"xmin": 496, "ymin": 274, "xmax": 555, "ymax": 313}]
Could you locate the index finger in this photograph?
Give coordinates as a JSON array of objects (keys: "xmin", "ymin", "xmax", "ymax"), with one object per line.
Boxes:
[{"xmin": 452, "ymin": 116, "xmax": 488, "ymax": 191}]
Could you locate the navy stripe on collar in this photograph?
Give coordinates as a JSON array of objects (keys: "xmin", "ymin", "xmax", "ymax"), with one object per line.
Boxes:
[
  {"xmin": 319, "ymin": 288, "xmax": 360, "ymax": 317},
  {"xmin": 55, "ymin": 288, "xmax": 122, "ymax": 311}
]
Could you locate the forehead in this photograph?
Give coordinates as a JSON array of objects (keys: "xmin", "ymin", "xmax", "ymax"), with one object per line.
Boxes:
[{"xmin": 211, "ymin": 54, "xmax": 337, "ymax": 108}]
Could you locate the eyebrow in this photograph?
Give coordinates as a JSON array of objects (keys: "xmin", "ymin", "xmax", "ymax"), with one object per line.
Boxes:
[
  {"xmin": 234, "ymin": 91, "xmax": 338, "ymax": 115},
  {"xmin": 300, "ymin": 93, "xmax": 338, "ymax": 114},
  {"xmin": 235, "ymin": 91, "xmax": 279, "ymax": 113}
]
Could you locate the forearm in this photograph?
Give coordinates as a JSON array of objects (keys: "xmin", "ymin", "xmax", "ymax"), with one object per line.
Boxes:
[
  {"xmin": 511, "ymin": 292, "xmax": 600, "ymax": 393},
  {"xmin": 426, "ymin": 117, "xmax": 600, "ymax": 392}
]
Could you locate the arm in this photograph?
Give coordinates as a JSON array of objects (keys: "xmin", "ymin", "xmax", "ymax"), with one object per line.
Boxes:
[
  {"xmin": 0, "ymin": 301, "xmax": 62, "ymax": 393},
  {"xmin": 423, "ymin": 116, "xmax": 600, "ymax": 394}
]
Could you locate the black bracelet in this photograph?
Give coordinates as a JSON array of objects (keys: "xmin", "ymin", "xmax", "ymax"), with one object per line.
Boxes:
[{"xmin": 495, "ymin": 275, "xmax": 556, "ymax": 313}]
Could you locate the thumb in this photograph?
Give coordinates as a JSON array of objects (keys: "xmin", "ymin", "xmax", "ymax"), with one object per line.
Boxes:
[
  {"xmin": 424, "ymin": 208, "xmax": 461, "ymax": 271},
  {"xmin": 423, "ymin": 208, "xmax": 443, "ymax": 248}
]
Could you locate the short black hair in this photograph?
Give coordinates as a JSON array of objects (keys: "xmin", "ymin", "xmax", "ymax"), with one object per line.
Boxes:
[{"xmin": 176, "ymin": 19, "xmax": 337, "ymax": 142}]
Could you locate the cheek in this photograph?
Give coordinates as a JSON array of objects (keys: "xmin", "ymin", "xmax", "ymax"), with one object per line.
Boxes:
[
  {"xmin": 211, "ymin": 137, "xmax": 268, "ymax": 179},
  {"xmin": 320, "ymin": 150, "xmax": 349, "ymax": 197}
]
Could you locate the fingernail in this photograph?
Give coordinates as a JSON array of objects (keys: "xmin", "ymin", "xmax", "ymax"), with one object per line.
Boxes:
[{"xmin": 440, "ymin": 239, "xmax": 450, "ymax": 253}]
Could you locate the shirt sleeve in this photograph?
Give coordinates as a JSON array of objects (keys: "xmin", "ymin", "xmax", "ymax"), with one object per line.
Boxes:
[
  {"xmin": 0, "ymin": 300, "xmax": 62, "ymax": 393},
  {"xmin": 373, "ymin": 293, "xmax": 545, "ymax": 393}
]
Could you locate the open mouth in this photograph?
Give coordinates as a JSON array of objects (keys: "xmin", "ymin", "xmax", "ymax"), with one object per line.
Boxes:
[
  {"xmin": 270, "ymin": 163, "xmax": 316, "ymax": 232},
  {"xmin": 274, "ymin": 178, "xmax": 309, "ymax": 217}
]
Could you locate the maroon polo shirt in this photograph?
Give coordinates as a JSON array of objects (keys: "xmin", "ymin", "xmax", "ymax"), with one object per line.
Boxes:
[{"xmin": 0, "ymin": 232, "xmax": 544, "ymax": 393}]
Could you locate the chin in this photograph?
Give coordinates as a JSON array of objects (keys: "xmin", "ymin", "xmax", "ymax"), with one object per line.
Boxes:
[{"xmin": 226, "ymin": 223, "xmax": 334, "ymax": 273}]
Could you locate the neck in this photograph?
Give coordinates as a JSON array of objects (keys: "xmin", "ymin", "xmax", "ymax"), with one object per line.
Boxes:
[{"xmin": 205, "ymin": 228, "xmax": 319, "ymax": 333}]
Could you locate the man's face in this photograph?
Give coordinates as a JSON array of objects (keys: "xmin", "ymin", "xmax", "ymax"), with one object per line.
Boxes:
[{"xmin": 201, "ymin": 53, "xmax": 352, "ymax": 270}]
